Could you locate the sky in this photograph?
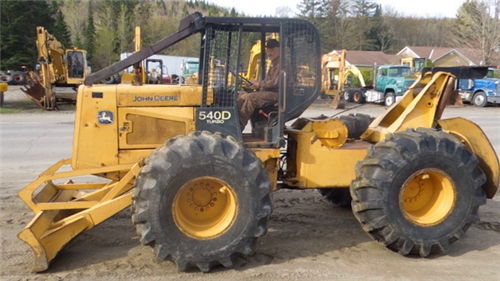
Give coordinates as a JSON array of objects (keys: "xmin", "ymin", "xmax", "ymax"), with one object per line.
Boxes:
[{"xmin": 208, "ymin": 0, "xmax": 468, "ymax": 18}]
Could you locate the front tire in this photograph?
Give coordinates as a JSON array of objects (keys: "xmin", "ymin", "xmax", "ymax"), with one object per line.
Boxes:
[
  {"xmin": 132, "ymin": 131, "xmax": 273, "ymax": 272},
  {"xmin": 384, "ymin": 91, "xmax": 396, "ymax": 107},
  {"xmin": 351, "ymin": 128, "xmax": 486, "ymax": 257},
  {"xmin": 472, "ymin": 91, "xmax": 487, "ymax": 107}
]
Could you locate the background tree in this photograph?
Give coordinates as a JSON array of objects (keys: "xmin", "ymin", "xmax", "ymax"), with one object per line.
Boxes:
[
  {"xmin": 60, "ymin": 0, "xmax": 87, "ymax": 49},
  {"xmin": 453, "ymin": 0, "xmax": 500, "ymax": 65},
  {"xmin": 275, "ymin": 6, "xmax": 294, "ymax": 17},
  {"xmin": 350, "ymin": 0, "xmax": 378, "ymax": 50},
  {"xmin": 321, "ymin": 0, "xmax": 357, "ymax": 52},
  {"xmin": 4, "ymin": 0, "xmax": 496, "ymax": 73},
  {"xmin": 84, "ymin": 1, "xmax": 96, "ymax": 62},
  {"xmin": 367, "ymin": 5, "xmax": 385, "ymax": 50},
  {"xmin": 296, "ymin": 0, "xmax": 325, "ymax": 28},
  {"xmin": 1, "ymin": 0, "xmax": 55, "ymax": 70},
  {"xmin": 52, "ymin": 2, "xmax": 72, "ymax": 48}
]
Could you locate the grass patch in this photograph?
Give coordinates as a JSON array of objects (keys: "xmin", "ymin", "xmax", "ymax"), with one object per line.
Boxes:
[{"xmin": 0, "ymin": 99, "xmax": 75, "ymax": 114}]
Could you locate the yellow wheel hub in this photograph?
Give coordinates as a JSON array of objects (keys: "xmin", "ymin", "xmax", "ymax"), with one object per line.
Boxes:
[
  {"xmin": 400, "ymin": 169, "xmax": 456, "ymax": 227},
  {"xmin": 173, "ymin": 177, "xmax": 238, "ymax": 239}
]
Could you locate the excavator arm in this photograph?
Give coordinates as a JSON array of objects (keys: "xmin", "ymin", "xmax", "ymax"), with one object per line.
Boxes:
[
  {"xmin": 345, "ymin": 64, "xmax": 366, "ymax": 87},
  {"xmin": 22, "ymin": 27, "xmax": 89, "ymax": 110},
  {"xmin": 21, "ymin": 27, "xmax": 63, "ymax": 109}
]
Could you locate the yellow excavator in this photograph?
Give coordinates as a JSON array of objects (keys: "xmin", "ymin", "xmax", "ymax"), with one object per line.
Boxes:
[
  {"xmin": 21, "ymin": 27, "xmax": 89, "ymax": 110},
  {"xmin": 18, "ymin": 13, "xmax": 499, "ymax": 273},
  {"xmin": 321, "ymin": 49, "xmax": 367, "ymax": 108}
]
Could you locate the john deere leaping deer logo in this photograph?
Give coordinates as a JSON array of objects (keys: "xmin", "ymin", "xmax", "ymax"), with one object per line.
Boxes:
[{"xmin": 97, "ymin": 110, "xmax": 114, "ymax": 125}]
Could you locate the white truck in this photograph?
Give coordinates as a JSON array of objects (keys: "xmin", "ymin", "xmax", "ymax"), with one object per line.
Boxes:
[{"xmin": 120, "ymin": 53, "xmax": 198, "ymax": 78}]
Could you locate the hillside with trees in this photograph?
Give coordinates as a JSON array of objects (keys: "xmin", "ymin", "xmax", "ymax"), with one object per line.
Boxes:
[
  {"xmin": 295, "ymin": 0, "xmax": 500, "ymax": 66},
  {"xmin": 1, "ymin": 0, "xmax": 499, "ymax": 72}
]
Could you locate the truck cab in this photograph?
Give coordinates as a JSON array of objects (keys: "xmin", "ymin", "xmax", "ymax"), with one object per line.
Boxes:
[
  {"xmin": 458, "ymin": 68, "xmax": 500, "ymax": 107},
  {"xmin": 365, "ymin": 65, "xmax": 416, "ymax": 106}
]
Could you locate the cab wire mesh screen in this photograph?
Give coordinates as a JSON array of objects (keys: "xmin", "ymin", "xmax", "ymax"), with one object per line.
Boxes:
[{"xmin": 201, "ymin": 25, "xmax": 242, "ymax": 108}]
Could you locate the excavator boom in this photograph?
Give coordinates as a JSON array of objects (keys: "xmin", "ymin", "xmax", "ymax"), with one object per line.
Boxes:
[{"xmin": 21, "ymin": 27, "xmax": 88, "ymax": 110}]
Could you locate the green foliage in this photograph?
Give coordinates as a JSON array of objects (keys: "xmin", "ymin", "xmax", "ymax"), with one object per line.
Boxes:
[
  {"xmin": 52, "ymin": 3, "xmax": 72, "ymax": 48},
  {"xmin": 425, "ymin": 59, "xmax": 434, "ymax": 68},
  {"xmin": 84, "ymin": 1, "xmax": 96, "ymax": 60},
  {"xmin": 1, "ymin": 0, "xmax": 55, "ymax": 70},
  {"xmin": 359, "ymin": 67, "xmax": 373, "ymax": 86},
  {"xmin": 453, "ymin": 0, "xmax": 500, "ymax": 66},
  {"xmin": 3, "ymin": 0, "xmax": 485, "ymax": 73}
]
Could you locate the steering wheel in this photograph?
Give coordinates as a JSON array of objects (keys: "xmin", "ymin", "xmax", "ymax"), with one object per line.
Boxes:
[{"xmin": 230, "ymin": 70, "xmax": 253, "ymax": 87}]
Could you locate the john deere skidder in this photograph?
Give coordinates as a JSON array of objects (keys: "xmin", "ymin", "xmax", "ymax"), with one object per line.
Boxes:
[{"xmin": 18, "ymin": 13, "xmax": 499, "ymax": 273}]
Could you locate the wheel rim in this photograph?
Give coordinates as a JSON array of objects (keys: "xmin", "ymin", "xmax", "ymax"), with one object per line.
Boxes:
[
  {"xmin": 385, "ymin": 94, "xmax": 394, "ymax": 106},
  {"xmin": 400, "ymin": 169, "xmax": 456, "ymax": 227},
  {"xmin": 353, "ymin": 91, "xmax": 360, "ymax": 101},
  {"xmin": 173, "ymin": 176, "xmax": 238, "ymax": 239},
  {"xmin": 474, "ymin": 94, "xmax": 485, "ymax": 106}
]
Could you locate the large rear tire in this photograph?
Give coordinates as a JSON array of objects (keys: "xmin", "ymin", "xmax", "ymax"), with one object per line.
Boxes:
[
  {"xmin": 353, "ymin": 90, "xmax": 366, "ymax": 104},
  {"xmin": 343, "ymin": 90, "xmax": 354, "ymax": 102},
  {"xmin": 351, "ymin": 128, "xmax": 486, "ymax": 257},
  {"xmin": 132, "ymin": 131, "xmax": 273, "ymax": 272},
  {"xmin": 12, "ymin": 71, "xmax": 26, "ymax": 85}
]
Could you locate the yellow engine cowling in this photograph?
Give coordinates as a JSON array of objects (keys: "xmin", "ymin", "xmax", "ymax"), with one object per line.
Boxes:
[{"xmin": 71, "ymin": 84, "xmax": 215, "ymax": 178}]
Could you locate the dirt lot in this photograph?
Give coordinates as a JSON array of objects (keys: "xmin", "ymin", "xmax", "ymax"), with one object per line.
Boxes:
[{"xmin": 1, "ymin": 87, "xmax": 499, "ymax": 280}]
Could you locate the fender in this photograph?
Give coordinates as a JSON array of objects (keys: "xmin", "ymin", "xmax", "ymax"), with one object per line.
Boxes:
[{"xmin": 439, "ymin": 117, "xmax": 499, "ymax": 198}]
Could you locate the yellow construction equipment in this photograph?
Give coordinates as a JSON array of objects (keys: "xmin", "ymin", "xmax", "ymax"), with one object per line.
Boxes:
[
  {"xmin": 321, "ymin": 50, "xmax": 346, "ymax": 108},
  {"xmin": 321, "ymin": 50, "xmax": 367, "ymax": 108},
  {"xmin": 21, "ymin": 27, "xmax": 89, "ymax": 110},
  {"xmin": 0, "ymin": 82, "xmax": 7, "ymax": 106},
  {"xmin": 400, "ymin": 57, "xmax": 429, "ymax": 73},
  {"xmin": 18, "ymin": 13, "xmax": 499, "ymax": 273}
]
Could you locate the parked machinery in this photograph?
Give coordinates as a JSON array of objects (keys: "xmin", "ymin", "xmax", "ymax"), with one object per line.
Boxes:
[
  {"xmin": 21, "ymin": 27, "xmax": 89, "ymax": 109},
  {"xmin": 0, "ymin": 82, "xmax": 7, "ymax": 106},
  {"xmin": 458, "ymin": 68, "xmax": 500, "ymax": 107},
  {"xmin": 18, "ymin": 13, "xmax": 499, "ymax": 273},
  {"xmin": 321, "ymin": 50, "xmax": 367, "ymax": 107}
]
